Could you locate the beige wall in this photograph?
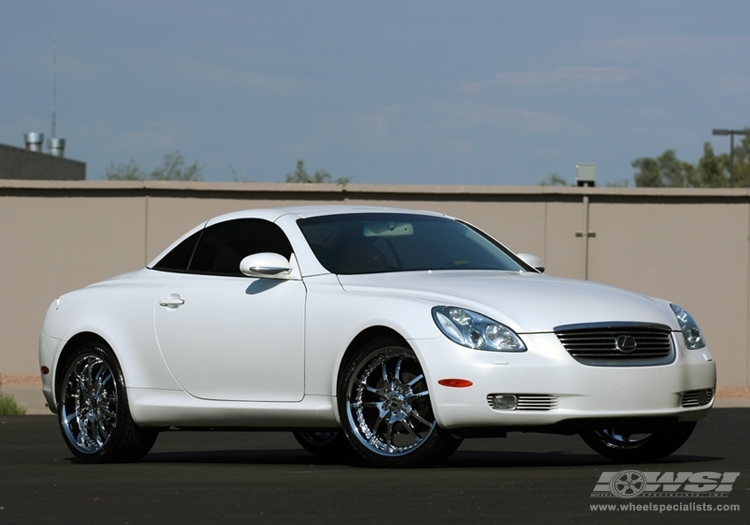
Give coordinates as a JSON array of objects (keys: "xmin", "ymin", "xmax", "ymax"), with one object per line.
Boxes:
[{"xmin": 2, "ymin": 180, "xmax": 748, "ymax": 387}]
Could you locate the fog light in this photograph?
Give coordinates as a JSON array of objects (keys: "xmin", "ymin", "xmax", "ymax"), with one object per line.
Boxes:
[{"xmin": 490, "ymin": 394, "xmax": 517, "ymax": 410}]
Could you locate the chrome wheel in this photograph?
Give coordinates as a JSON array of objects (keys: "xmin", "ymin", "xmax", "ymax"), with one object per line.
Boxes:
[
  {"xmin": 60, "ymin": 354, "xmax": 118, "ymax": 454},
  {"xmin": 57, "ymin": 342, "xmax": 158, "ymax": 463},
  {"xmin": 340, "ymin": 340, "xmax": 461, "ymax": 467},
  {"xmin": 348, "ymin": 349, "xmax": 434, "ymax": 456}
]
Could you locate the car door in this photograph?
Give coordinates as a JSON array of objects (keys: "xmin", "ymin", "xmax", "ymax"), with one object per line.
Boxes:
[{"xmin": 153, "ymin": 218, "xmax": 305, "ymax": 402}]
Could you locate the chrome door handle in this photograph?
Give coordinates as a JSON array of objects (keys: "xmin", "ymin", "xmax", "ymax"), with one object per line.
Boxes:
[{"xmin": 159, "ymin": 294, "xmax": 185, "ymax": 309}]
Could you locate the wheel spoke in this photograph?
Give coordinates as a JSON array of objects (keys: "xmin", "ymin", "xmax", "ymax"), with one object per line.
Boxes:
[
  {"xmin": 385, "ymin": 421, "xmax": 394, "ymax": 448},
  {"xmin": 394, "ymin": 358, "xmax": 403, "ymax": 382},
  {"xmin": 407, "ymin": 389, "xmax": 429, "ymax": 400},
  {"xmin": 406, "ymin": 407, "xmax": 431, "ymax": 427},
  {"xmin": 100, "ymin": 406, "xmax": 116, "ymax": 419},
  {"xmin": 402, "ymin": 419, "xmax": 422, "ymax": 441},
  {"xmin": 406, "ymin": 374, "xmax": 424, "ymax": 387}
]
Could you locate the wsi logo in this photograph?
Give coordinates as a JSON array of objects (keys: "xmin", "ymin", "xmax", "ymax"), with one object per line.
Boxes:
[{"xmin": 591, "ymin": 471, "xmax": 740, "ymax": 499}]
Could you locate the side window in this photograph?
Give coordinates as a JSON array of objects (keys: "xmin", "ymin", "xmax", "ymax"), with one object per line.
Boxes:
[
  {"xmin": 188, "ymin": 219, "xmax": 293, "ymax": 276},
  {"xmin": 152, "ymin": 230, "xmax": 202, "ymax": 273}
]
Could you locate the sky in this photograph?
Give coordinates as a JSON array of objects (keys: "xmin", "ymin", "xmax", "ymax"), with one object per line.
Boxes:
[{"xmin": 2, "ymin": 1, "xmax": 750, "ymax": 186}]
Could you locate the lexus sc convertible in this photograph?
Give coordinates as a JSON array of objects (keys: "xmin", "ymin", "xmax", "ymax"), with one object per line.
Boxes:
[{"xmin": 39, "ymin": 206, "xmax": 716, "ymax": 467}]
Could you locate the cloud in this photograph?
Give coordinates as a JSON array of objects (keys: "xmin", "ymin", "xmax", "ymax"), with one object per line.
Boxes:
[
  {"xmin": 285, "ymin": 105, "xmax": 410, "ymax": 155},
  {"xmin": 582, "ymin": 34, "xmax": 750, "ymax": 62},
  {"xmin": 437, "ymin": 103, "xmax": 565, "ymax": 132},
  {"xmin": 719, "ymin": 76, "xmax": 750, "ymax": 96},
  {"xmin": 117, "ymin": 126, "xmax": 175, "ymax": 150},
  {"xmin": 463, "ymin": 66, "xmax": 636, "ymax": 95},
  {"xmin": 167, "ymin": 56, "xmax": 298, "ymax": 94},
  {"xmin": 354, "ymin": 105, "xmax": 409, "ymax": 143}
]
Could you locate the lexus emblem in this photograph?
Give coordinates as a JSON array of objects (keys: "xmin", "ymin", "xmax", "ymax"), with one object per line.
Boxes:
[{"xmin": 615, "ymin": 335, "xmax": 638, "ymax": 354}]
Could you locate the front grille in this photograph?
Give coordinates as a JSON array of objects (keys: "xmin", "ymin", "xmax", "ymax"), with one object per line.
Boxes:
[
  {"xmin": 555, "ymin": 322, "xmax": 674, "ymax": 366},
  {"xmin": 681, "ymin": 389, "xmax": 713, "ymax": 407}
]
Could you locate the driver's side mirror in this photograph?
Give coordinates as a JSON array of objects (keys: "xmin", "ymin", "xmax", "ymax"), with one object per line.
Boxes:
[
  {"xmin": 516, "ymin": 253, "xmax": 545, "ymax": 273},
  {"xmin": 239, "ymin": 252, "xmax": 292, "ymax": 279}
]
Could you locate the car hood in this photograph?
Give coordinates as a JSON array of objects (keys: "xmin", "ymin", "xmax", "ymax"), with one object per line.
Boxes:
[{"xmin": 337, "ymin": 271, "xmax": 678, "ymax": 333}]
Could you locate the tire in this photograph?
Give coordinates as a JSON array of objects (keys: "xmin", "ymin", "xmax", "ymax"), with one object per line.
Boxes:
[
  {"xmin": 58, "ymin": 341, "xmax": 158, "ymax": 463},
  {"xmin": 292, "ymin": 430, "xmax": 353, "ymax": 459},
  {"xmin": 580, "ymin": 421, "xmax": 696, "ymax": 462},
  {"xmin": 338, "ymin": 338, "xmax": 462, "ymax": 468}
]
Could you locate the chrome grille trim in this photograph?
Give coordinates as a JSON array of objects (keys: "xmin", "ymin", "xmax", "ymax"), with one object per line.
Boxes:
[
  {"xmin": 681, "ymin": 389, "xmax": 714, "ymax": 407},
  {"xmin": 486, "ymin": 394, "xmax": 559, "ymax": 411},
  {"xmin": 517, "ymin": 395, "xmax": 559, "ymax": 411},
  {"xmin": 555, "ymin": 322, "xmax": 675, "ymax": 367}
]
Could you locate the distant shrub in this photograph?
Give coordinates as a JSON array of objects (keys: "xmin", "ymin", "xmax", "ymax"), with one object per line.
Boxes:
[{"xmin": 0, "ymin": 393, "xmax": 26, "ymax": 415}]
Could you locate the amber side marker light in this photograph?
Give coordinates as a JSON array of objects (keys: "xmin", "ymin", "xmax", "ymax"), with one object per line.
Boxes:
[{"xmin": 438, "ymin": 379, "xmax": 473, "ymax": 388}]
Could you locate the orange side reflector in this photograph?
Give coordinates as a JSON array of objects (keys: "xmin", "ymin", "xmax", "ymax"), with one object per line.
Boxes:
[{"xmin": 438, "ymin": 379, "xmax": 473, "ymax": 388}]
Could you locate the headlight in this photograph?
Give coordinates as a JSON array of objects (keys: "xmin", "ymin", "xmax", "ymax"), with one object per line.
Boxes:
[
  {"xmin": 432, "ymin": 306, "xmax": 526, "ymax": 352},
  {"xmin": 670, "ymin": 304, "xmax": 706, "ymax": 350}
]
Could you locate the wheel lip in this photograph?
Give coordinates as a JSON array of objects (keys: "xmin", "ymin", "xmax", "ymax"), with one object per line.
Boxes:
[
  {"xmin": 59, "ymin": 352, "xmax": 119, "ymax": 456},
  {"xmin": 344, "ymin": 347, "xmax": 437, "ymax": 458}
]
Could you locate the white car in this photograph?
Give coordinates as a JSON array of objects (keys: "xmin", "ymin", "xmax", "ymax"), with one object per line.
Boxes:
[{"xmin": 39, "ymin": 206, "xmax": 716, "ymax": 467}]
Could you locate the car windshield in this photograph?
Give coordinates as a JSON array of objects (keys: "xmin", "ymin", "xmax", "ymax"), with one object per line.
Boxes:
[{"xmin": 297, "ymin": 213, "xmax": 527, "ymax": 275}]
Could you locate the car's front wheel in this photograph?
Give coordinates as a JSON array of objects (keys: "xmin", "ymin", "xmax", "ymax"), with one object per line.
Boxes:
[
  {"xmin": 580, "ymin": 421, "xmax": 696, "ymax": 462},
  {"xmin": 58, "ymin": 341, "xmax": 158, "ymax": 463},
  {"xmin": 339, "ymin": 338, "xmax": 462, "ymax": 467}
]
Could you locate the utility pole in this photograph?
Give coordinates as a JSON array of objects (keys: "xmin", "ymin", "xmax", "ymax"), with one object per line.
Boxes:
[{"xmin": 712, "ymin": 128, "xmax": 750, "ymax": 187}]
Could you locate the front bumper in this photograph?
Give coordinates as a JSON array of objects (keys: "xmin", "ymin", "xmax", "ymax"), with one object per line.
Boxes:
[
  {"xmin": 38, "ymin": 332, "xmax": 62, "ymax": 413},
  {"xmin": 413, "ymin": 332, "xmax": 716, "ymax": 430}
]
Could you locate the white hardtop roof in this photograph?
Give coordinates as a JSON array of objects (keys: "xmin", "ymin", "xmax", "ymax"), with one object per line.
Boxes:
[
  {"xmin": 148, "ymin": 205, "xmax": 452, "ymax": 268},
  {"xmin": 205, "ymin": 205, "xmax": 449, "ymax": 225}
]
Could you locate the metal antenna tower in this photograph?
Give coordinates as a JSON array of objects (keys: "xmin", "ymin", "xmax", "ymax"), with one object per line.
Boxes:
[{"xmin": 50, "ymin": 35, "xmax": 57, "ymax": 141}]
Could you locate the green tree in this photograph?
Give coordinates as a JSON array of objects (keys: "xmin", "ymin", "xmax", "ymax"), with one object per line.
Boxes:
[
  {"xmin": 106, "ymin": 151, "xmax": 204, "ymax": 181},
  {"xmin": 105, "ymin": 159, "xmax": 145, "ymax": 180},
  {"xmin": 539, "ymin": 174, "xmax": 568, "ymax": 186},
  {"xmin": 285, "ymin": 159, "xmax": 351, "ymax": 185},
  {"xmin": 632, "ymin": 129, "xmax": 750, "ymax": 188},
  {"xmin": 696, "ymin": 142, "xmax": 728, "ymax": 188},
  {"xmin": 632, "ymin": 149, "xmax": 698, "ymax": 187},
  {"xmin": 730, "ymin": 134, "xmax": 750, "ymax": 187}
]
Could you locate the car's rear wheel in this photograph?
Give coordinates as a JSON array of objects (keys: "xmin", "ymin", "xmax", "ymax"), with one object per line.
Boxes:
[
  {"xmin": 58, "ymin": 341, "xmax": 158, "ymax": 463},
  {"xmin": 580, "ymin": 421, "xmax": 696, "ymax": 462},
  {"xmin": 292, "ymin": 430, "xmax": 353, "ymax": 459},
  {"xmin": 339, "ymin": 338, "xmax": 462, "ymax": 467}
]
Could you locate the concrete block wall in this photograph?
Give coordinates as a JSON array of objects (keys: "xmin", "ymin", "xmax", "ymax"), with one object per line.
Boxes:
[{"xmin": 1, "ymin": 180, "xmax": 747, "ymax": 390}]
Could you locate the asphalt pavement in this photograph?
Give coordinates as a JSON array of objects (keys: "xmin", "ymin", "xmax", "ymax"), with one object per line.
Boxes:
[{"xmin": 1, "ymin": 409, "xmax": 748, "ymax": 525}]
